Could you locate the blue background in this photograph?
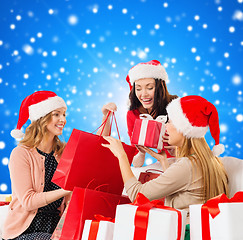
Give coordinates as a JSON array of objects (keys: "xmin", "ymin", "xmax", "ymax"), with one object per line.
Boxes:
[{"xmin": 0, "ymin": 0, "xmax": 242, "ymax": 194}]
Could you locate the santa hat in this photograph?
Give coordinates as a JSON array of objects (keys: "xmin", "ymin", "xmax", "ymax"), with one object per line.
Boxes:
[
  {"xmin": 166, "ymin": 95, "xmax": 224, "ymax": 156},
  {"xmin": 11, "ymin": 91, "xmax": 67, "ymax": 139},
  {"xmin": 126, "ymin": 60, "xmax": 168, "ymax": 90}
]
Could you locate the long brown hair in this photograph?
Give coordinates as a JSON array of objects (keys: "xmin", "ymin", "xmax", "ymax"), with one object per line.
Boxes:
[
  {"xmin": 178, "ymin": 137, "xmax": 228, "ymax": 202},
  {"xmin": 20, "ymin": 112, "xmax": 66, "ymax": 156},
  {"xmin": 129, "ymin": 79, "xmax": 177, "ymax": 118}
]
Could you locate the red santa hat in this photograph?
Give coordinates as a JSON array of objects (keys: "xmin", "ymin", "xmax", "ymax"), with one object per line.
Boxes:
[
  {"xmin": 11, "ymin": 90, "xmax": 67, "ymax": 139},
  {"xmin": 166, "ymin": 95, "xmax": 224, "ymax": 156},
  {"xmin": 126, "ymin": 60, "xmax": 168, "ymax": 90}
]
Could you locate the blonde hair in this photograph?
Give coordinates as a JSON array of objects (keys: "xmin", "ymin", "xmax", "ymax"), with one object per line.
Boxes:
[
  {"xmin": 178, "ymin": 137, "xmax": 228, "ymax": 202},
  {"xmin": 20, "ymin": 112, "xmax": 66, "ymax": 156}
]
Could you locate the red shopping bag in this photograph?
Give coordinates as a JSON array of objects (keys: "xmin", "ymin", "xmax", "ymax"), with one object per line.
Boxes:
[
  {"xmin": 59, "ymin": 187, "xmax": 131, "ymax": 240},
  {"xmin": 138, "ymin": 169, "xmax": 164, "ymax": 184},
  {"xmin": 138, "ymin": 169, "xmax": 165, "ymax": 202},
  {"xmin": 52, "ymin": 112, "xmax": 137, "ymax": 195}
]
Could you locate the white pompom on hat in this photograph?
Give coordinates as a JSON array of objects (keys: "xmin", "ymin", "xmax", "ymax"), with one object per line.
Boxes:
[
  {"xmin": 166, "ymin": 95, "xmax": 224, "ymax": 156},
  {"xmin": 126, "ymin": 60, "xmax": 168, "ymax": 90},
  {"xmin": 11, "ymin": 90, "xmax": 67, "ymax": 139}
]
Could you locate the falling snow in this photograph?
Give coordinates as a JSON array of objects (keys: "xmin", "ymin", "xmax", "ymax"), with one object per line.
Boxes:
[{"xmin": 0, "ymin": 0, "xmax": 242, "ymax": 194}]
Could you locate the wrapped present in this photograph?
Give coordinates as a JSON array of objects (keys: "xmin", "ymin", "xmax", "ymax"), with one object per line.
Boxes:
[
  {"xmin": 52, "ymin": 112, "xmax": 136, "ymax": 195},
  {"xmin": 131, "ymin": 114, "xmax": 167, "ymax": 150},
  {"xmin": 190, "ymin": 191, "xmax": 243, "ymax": 240},
  {"xmin": 81, "ymin": 215, "xmax": 114, "ymax": 240},
  {"xmin": 113, "ymin": 193, "xmax": 186, "ymax": 240},
  {"xmin": 58, "ymin": 187, "xmax": 131, "ymax": 240}
]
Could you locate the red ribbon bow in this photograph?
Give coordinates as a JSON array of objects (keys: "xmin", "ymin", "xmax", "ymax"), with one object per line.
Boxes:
[
  {"xmin": 132, "ymin": 193, "xmax": 182, "ymax": 240},
  {"xmin": 201, "ymin": 191, "xmax": 243, "ymax": 240},
  {"xmin": 87, "ymin": 214, "xmax": 114, "ymax": 240}
]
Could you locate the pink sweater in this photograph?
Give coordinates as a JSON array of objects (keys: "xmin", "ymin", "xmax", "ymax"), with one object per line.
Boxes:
[{"xmin": 2, "ymin": 145, "xmax": 66, "ymax": 239}]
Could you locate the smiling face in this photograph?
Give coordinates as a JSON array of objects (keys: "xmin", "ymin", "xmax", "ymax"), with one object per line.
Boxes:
[
  {"xmin": 134, "ymin": 78, "xmax": 156, "ymax": 112},
  {"xmin": 165, "ymin": 120, "xmax": 185, "ymax": 147},
  {"xmin": 46, "ymin": 107, "xmax": 66, "ymax": 138}
]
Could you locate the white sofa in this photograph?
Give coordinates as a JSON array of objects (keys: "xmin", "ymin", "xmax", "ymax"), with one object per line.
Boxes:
[
  {"xmin": 127, "ymin": 156, "xmax": 243, "ymax": 198},
  {"xmin": 221, "ymin": 156, "xmax": 243, "ymax": 197}
]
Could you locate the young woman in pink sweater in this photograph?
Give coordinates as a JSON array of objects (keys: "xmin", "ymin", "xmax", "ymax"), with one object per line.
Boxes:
[{"xmin": 2, "ymin": 91, "xmax": 71, "ymax": 240}]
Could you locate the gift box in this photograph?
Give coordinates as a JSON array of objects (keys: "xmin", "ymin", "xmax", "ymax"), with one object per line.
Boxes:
[
  {"xmin": 190, "ymin": 192, "xmax": 243, "ymax": 240},
  {"xmin": 81, "ymin": 215, "xmax": 114, "ymax": 240},
  {"xmin": 131, "ymin": 114, "xmax": 167, "ymax": 150},
  {"xmin": 113, "ymin": 193, "xmax": 186, "ymax": 240}
]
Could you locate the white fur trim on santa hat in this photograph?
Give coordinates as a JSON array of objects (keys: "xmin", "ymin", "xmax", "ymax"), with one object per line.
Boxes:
[
  {"xmin": 212, "ymin": 144, "xmax": 225, "ymax": 156},
  {"xmin": 129, "ymin": 64, "xmax": 168, "ymax": 85},
  {"xmin": 10, "ymin": 129, "xmax": 25, "ymax": 139},
  {"xmin": 167, "ymin": 98, "xmax": 208, "ymax": 138},
  {"xmin": 29, "ymin": 96, "xmax": 67, "ymax": 122}
]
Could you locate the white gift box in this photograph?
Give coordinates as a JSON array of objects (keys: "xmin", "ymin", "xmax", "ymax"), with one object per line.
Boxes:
[
  {"xmin": 81, "ymin": 220, "xmax": 114, "ymax": 240},
  {"xmin": 190, "ymin": 203, "xmax": 243, "ymax": 240},
  {"xmin": 113, "ymin": 204, "xmax": 186, "ymax": 240}
]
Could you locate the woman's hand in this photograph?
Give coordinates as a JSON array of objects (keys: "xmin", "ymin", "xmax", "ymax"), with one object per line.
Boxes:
[
  {"xmin": 136, "ymin": 145, "xmax": 146, "ymax": 154},
  {"xmin": 102, "ymin": 136, "xmax": 126, "ymax": 159},
  {"xmin": 138, "ymin": 146, "xmax": 169, "ymax": 171},
  {"xmin": 138, "ymin": 146, "xmax": 165, "ymax": 161},
  {"xmin": 97, "ymin": 103, "xmax": 117, "ymax": 136},
  {"xmin": 101, "ymin": 102, "xmax": 117, "ymax": 116},
  {"xmin": 163, "ymin": 134, "xmax": 177, "ymax": 156},
  {"xmin": 102, "ymin": 136, "xmax": 134, "ymax": 184}
]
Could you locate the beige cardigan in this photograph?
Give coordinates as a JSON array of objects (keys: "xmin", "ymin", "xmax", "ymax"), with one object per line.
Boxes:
[
  {"xmin": 2, "ymin": 145, "xmax": 67, "ymax": 240},
  {"xmin": 125, "ymin": 157, "xmax": 204, "ymax": 223}
]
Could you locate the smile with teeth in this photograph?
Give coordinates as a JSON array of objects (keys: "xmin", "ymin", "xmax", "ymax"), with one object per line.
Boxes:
[
  {"xmin": 55, "ymin": 124, "xmax": 64, "ymax": 130},
  {"xmin": 141, "ymin": 98, "xmax": 152, "ymax": 104}
]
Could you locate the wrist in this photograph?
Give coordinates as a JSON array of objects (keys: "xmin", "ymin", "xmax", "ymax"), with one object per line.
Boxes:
[{"xmin": 117, "ymin": 152, "xmax": 128, "ymax": 161}]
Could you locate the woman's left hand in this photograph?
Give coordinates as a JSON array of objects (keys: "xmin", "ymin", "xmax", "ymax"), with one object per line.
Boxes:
[
  {"xmin": 102, "ymin": 136, "xmax": 126, "ymax": 159},
  {"xmin": 162, "ymin": 134, "xmax": 177, "ymax": 156},
  {"xmin": 101, "ymin": 102, "xmax": 117, "ymax": 116},
  {"xmin": 138, "ymin": 146, "xmax": 164, "ymax": 160},
  {"xmin": 138, "ymin": 146, "xmax": 169, "ymax": 170}
]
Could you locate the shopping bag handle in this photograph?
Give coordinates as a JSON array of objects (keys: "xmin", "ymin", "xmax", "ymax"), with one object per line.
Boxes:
[
  {"xmin": 92, "ymin": 111, "xmax": 121, "ymax": 140},
  {"xmin": 145, "ymin": 169, "xmax": 164, "ymax": 174},
  {"xmin": 86, "ymin": 179, "xmax": 110, "ymax": 192},
  {"xmin": 101, "ymin": 196, "xmax": 115, "ymax": 212},
  {"xmin": 94, "ymin": 183, "xmax": 110, "ymax": 192}
]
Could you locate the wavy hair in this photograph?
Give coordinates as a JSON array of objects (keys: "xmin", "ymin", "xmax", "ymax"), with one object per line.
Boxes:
[
  {"xmin": 20, "ymin": 112, "xmax": 66, "ymax": 156},
  {"xmin": 129, "ymin": 79, "xmax": 177, "ymax": 118},
  {"xmin": 178, "ymin": 137, "xmax": 228, "ymax": 202}
]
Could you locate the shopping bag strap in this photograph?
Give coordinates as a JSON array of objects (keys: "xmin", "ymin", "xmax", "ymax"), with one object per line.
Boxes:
[
  {"xmin": 112, "ymin": 112, "xmax": 121, "ymax": 139},
  {"xmin": 86, "ymin": 179, "xmax": 110, "ymax": 192},
  {"xmin": 92, "ymin": 111, "xmax": 111, "ymax": 135},
  {"xmin": 145, "ymin": 169, "xmax": 164, "ymax": 174},
  {"xmin": 92, "ymin": 111, "xmax": 121, "ymax": 140}
]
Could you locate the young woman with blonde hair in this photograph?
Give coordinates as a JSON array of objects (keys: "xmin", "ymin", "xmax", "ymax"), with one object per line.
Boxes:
[
  {"xmin": 2, "ymin": 91, "xmax": 71, "ymax": 240},
  {"xmin": 102, "ymin": 95, "xmax": 228, "ymax": 239}
]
